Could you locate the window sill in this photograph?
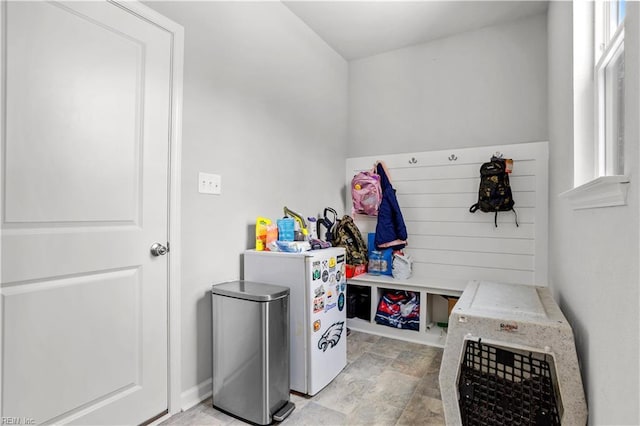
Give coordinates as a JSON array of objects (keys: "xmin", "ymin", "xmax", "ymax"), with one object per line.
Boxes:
[{"xmin": 559, "ymin": 175, "xmax": 630, "ymax": 210}]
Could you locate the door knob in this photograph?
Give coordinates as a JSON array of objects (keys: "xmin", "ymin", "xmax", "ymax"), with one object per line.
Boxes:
[{"xmin": 150, "ymin": 243, "xmax": 168, "ymax": 257}]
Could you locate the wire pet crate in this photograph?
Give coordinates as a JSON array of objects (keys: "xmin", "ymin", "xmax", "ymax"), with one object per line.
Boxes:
[
  {"xmin": 439, "ymin": 281, "xmax": 587, "ymax": 425},
  {"xmin": 459, "ymin": 340, "xmax": 560, "ymax": 426}
]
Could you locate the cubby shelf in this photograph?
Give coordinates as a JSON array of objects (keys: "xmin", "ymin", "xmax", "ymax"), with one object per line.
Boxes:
[{"xmin": 347, "ymin": 274, "xmax": 462, "ymax": 348}]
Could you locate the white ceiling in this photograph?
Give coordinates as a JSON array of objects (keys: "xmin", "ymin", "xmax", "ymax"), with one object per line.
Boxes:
[{"xmin": 283, "ymin": 1, "xmax": 549, "ymax": 61}]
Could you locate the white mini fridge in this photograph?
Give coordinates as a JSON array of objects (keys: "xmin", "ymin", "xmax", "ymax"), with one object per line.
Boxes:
[{"xmin": 244, "ymin": 248, "xmax": 347, "ymax": 396}]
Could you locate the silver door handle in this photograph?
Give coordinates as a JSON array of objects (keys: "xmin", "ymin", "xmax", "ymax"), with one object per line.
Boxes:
[{"xmin": 150, "ymin": 243, "xmax": 168, "ymax": 256}]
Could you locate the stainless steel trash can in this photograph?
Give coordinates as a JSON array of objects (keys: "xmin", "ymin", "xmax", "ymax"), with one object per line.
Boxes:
[{"xmin": 211, "ymin": 280, "xmax": 295, "ymax": 425}]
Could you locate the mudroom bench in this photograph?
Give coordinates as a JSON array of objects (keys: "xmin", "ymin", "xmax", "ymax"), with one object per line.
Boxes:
[
  {"xmin": 347, "ymin": 274, "xmax": 463, "ymax": 347},
  {"xmin": 345, "ymin": 141, "xmax": 550, "ymax": 348}
]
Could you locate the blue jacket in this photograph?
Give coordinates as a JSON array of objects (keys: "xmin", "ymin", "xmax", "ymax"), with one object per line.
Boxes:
[{"xmin": 374, "ymin": 162, "xmax": 407, "ymax": 251}]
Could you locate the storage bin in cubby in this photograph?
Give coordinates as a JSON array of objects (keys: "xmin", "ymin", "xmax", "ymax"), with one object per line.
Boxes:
[
  {"xmin": 374, "ymin": 288, "xmax": 420, "ymax": 331},
  {"xmin": 346, "ymin": 284, "xmax": 371, "ymax": 321}
]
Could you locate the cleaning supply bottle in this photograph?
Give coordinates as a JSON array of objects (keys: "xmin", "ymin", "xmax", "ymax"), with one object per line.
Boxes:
[
  {"xmin": 307, "ymin": 217, "xmax": 319, "ymax": 240},
  {"xmin": 256, "ymin": 217, "xmax": 272, "ymax": 251}
]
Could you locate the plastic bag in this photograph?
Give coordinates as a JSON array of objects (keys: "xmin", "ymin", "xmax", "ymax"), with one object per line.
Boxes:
[{"xmin": 392, "ymin": 253, "xmax": 412, "ymax": 280}]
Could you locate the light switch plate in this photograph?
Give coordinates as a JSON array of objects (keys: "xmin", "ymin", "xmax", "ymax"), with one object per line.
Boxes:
[{"xmin": 198, "ymin": 172, "xmax": 221, "ymax": 195}]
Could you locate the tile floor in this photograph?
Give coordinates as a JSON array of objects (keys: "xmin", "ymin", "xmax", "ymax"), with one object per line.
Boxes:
[{"xmin": 162, "ymin": 330, "xmax": 445, "ymax": 425}]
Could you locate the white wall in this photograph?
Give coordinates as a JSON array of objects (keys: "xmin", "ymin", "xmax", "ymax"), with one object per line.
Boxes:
[
  {"xmin": 348, "ymin": 13, "xmax": 548, "ymax": 157},
  {"xmin": 548, "ymin": 3, "xmax": 639, "ymax": 424},
  {"xmin": 145, "ymin": 1, "xmax": 348, "ymax": 404},
  {"xmin": 144, "ymin": 3, "xmax": 640, "ymax": 422}
]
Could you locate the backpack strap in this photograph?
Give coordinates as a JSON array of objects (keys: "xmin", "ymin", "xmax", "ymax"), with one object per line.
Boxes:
[
  {"xmin": 494, "ymin": 209, "xmax": 520, "ymax": 228},
  {"xmin": 469, "ymin": 203, "xmax": 479, "ymax": 213}
]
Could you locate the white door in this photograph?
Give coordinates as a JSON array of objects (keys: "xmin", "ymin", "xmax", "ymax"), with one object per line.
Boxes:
[{"xmin": 1, "ymin": 1, "xmax": 176, "ymax": 424}]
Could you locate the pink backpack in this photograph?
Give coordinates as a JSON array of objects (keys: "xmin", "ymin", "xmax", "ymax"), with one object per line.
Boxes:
[{"xmin": 351, "ymin": 169, "xmax": 382, "ymax": 216}]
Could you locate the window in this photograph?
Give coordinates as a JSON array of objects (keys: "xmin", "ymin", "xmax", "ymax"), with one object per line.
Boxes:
[
  {"xmin": 560, "ymin": 1, "xmax": 630, "ymax": 209},
  {"xmin": 595, "ymin": 0, "xmax": 626, "ymax": 176}
]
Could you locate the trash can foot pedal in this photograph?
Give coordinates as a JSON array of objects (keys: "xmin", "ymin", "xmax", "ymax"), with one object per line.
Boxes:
[{"xmin": 273, "ymin": 401, "xmax": 295, "ymax": 422}]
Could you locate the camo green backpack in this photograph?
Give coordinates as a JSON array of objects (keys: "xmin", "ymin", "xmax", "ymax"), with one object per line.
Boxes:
[
  {"xmin": 469, "ymin": 156, "xmax": 518, "ymax": 227},
  {"xmin": 332, "ymin": 215, "xmax": 368, "ymax": 266}
]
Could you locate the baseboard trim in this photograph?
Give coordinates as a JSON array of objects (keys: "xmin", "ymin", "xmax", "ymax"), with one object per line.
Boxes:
[{"xmin": 180, "ymin": 378, "xmax": 212, "ymax": 411}]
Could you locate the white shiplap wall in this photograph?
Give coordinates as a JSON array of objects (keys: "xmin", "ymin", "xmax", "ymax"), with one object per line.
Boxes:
[{"xmin": 346, "ymin": 141, "xmax": 548, "ymax": 292}]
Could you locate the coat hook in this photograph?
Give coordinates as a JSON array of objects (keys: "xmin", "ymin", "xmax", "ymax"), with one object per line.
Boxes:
[
  {"xmin": 448, "ymin": 154, "xmax": 457, "ymax": 161},
  {"xmin": 408, "ymin": 157, "xmax": 417, "ymax": 164},
  {"xmin": 494, "ymin": 151, "xmax": 504, "ymax": 159}
]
